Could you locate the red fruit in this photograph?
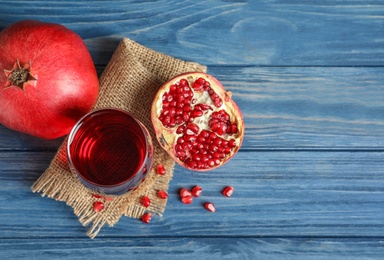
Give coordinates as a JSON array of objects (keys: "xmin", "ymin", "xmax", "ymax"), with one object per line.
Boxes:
[
  {"xmin": 156, "ymin": 164, "xmax": 166, "ymax": 175},
  {"xmin": 181, "ymin": 196, "xmax": 193, "ymax": 204},
  {"xmin": 141, "ymin": 196, "xmax": 151, "ymax": 207},
  {"xmin": 179, "ymin": 188, "xmax": 192, "ymax": 198},
  {"xmin": 93, "ymin": 201, "xmax": 104, "ymax": 212},
  {"xmin": 0, "ymin": 20, "xmax": 99, "ymax": 139},
  {"xmin": 204, "ymin": 202, "xmax": 216, "ymax": 212},
  {"xmin": 141, "ymin": 212, "xmax": 152, "ymax": 224},
  {"xmin": 191, "ymin": 186, "xmax": 202, "ymax": 197},
  {"xmin": 151, "ymin": 72, "xmax": 244, "ymax": 171},
  {"xmin": 157, "ymin": 190, "xmax": 168, "ymax": 199},
  {"xmin": 222, "ymin": 186, "xmax": 234, "ymax": 197}
]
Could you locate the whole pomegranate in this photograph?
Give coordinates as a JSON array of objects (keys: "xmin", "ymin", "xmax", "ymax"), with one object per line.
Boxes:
[
  {"xmin": 0, "ymin": 20, "xmax": 99, "ymax": 139},
  {"xmin": 151, "ymin": 72, "xmax": 244, "ymax": 171}
]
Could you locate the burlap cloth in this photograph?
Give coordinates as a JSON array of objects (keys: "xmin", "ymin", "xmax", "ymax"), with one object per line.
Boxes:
[{"xmin": 32, "ymin": 38, "xmax": 207, "ymax": 238}]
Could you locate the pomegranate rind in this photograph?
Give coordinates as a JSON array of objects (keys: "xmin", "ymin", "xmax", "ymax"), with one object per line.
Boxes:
[{"xmin": 151, "ymin": 72, "xmax": 244, "ymax": 171}]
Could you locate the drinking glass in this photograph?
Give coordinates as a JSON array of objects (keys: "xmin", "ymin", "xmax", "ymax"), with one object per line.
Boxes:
[{"xmin": 67, "ymin": 108, "xmax": 153, "ymax": 195}]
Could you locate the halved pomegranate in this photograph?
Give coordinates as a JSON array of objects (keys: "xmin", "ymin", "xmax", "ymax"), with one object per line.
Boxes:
[{"xmin": 151, "ymin": 72, "xmax": 244, "ymax": 171}]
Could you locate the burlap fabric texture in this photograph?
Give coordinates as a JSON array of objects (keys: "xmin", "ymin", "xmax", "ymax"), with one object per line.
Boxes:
[{"xmin": 32, "ymin": 38, "xmax": 207, "ymax": 238}]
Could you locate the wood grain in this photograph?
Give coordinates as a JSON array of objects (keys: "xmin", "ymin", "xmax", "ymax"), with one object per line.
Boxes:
[
  {"xmin": 0, "ymin": 66, "xmax": 382, "ymax": 150},
  {"xmin": 1, "ymin": 237, "xmax": 383, "ymax": 260},
  {"xmin": 0, "ymin": 1, "xmax": 383, "ymax": 66},
  {"xmin": 1, "ymin": 151, "xmax": 383, "ymax": 238},
  {"xmin": 0, "ymin": 0, "xmax": 383, "ymax": 259}
]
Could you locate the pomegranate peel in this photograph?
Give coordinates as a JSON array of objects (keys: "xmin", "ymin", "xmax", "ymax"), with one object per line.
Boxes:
[
  {"xmin": 0, "ymin": 20, "xmax": 99, "ymax": 139},
  {"xmin": 151, "ymin": 72, "xmax": 244, "ymax": 171}
]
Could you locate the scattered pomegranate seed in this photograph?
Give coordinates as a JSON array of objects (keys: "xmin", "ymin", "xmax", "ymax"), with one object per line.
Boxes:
[
  {"xmin": 204, "ymin": 202, "xmax": 216, "ymax": 212},
  {"xmin": 141, "ymin": 196, "xmax": 151, "ymax": 207},
  {"xmin": 179, "ymin": 188, "xmax": 192, "ymax": 198},
  {"xmin": 222, "ymin": 186, "xmax": 234, "ymax": 197},
  {"xmin": 141, "ymin": 212, "xmax": 152, "ymax": 223},
  {"xmin": 181, "ymin": 196, "xmax": 193, "ymax": 204},
  {"xmin": 93, "ymin": 201, "xmax": 104, "ymax": 212},
  {"xmin": 156, "ymin": 164, "xmax": 166, "ymax": 175},
  {"xmin": 104, "ymin": 196, "xmax": 114, "ymax": 201},
  {"xmin": 92, "ymin": 193, "xmax": 102, "ymax": 199},
  {"xmin": 157, "ymin": 190, "xmax": 168, "ymax": 199},
  {"xmin": 191, "ymin": 186, "xmax": 202, "ymax": 197}
]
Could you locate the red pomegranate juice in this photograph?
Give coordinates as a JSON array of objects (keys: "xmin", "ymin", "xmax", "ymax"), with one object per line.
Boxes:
[{"xmin": 67, "ymin": 108, "xmax": 153, "ymax": 195}]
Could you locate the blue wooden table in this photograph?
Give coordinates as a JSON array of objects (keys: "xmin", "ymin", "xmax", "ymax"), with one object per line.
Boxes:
[{"xmin": 1, "ymin": 1, "xmax": 384, "ymax": 259}]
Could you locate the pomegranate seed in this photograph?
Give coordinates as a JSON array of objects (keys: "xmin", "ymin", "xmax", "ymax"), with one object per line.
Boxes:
[
  {"xmin": 156, "ymin": 164, "xmax": 166, "ymax": 175},
  {"xmin": 179, "ymin": 78, "xmax": 188, "ymax": 86},
  {"xmin": 170, "ymin": 84, "xmax": 177, "ymax": 93},
  {"xmin": 230, "ymin": 124, "xmax": 238, "ymax": 134},
  {"xmin": 186, "ymin": 123, "xmax": 200, "ymax": 134},
  {"xmin": 179, "ymin": 188, "xmax": 192, "ymax": 197},
  {"xmin": 192, "ymin": 154, "xmax": 201, "ymax": 161},
  {"xmin": 214, "ymin": 158, "xmax": 221, "ymax": 165},
  {"xmin": 190, "ymin": 109, "xmax": 203, "ymax": 118},
  {"xmin": 195, "ymin": 103, "xmax": 212, "ymax": 111},
  {"xmin": 141, "ymin": 212, "xmax": 152, "ymax": 223},
  {"xmin": 214, "ymin": 98, "xmax": 223, "ymax": 108},
  {"xmin": 204, "ymin": 202, "xmax": 216, "ymax": 212},
  {"xmin": 176, "ymin": 108, "xmax": 183, "ymax": 115},
  {"xmin": 92, "ymin": 193, "xmax": 102, "ymax": 199},
  {"xmin": 176, "ymin": 125, "xmax": 185, "ymax": 134},
  {"xmin": 191, "ymin": 186, "xmax": 202, "ymax": 197},
  {"xmin": 93, "ymin": 201, "xmax": 104, "ymax": 212},
  {"xmin": 207, "ymin": 159, "xmax": 215, "ymax": 167},
  {"xmin": 141, "ymin": 196, "xmax": 151, "ymax": 207},
  {"xmin": 200, "ymin": 130, "xmax": 210, "ymax": 138},
  {"xmin": 192, "ymin": 77, "xmax": 206, "ymax": 91},
  {"xmin": 104, "ymin": 196, "xmax": 114, "ymax": 201},
  {"xmin": 222, "ymin": 186, "xmax": 234, "ymax": 197},
  {"xmin": 181, "ymin": 196, "xmax": 193, "ymax": 204},
  {"xmin": 184, "ymin": 134, "xmax": 197, "ymax": 142},
  {"xmin": 160, "ymin": 115, "xmax": 171, "ymax": 126},
  {"xmin": 228, "ymin": 139, "xmax": 236, "ymax": 148},
  {"xmin": 157, "ymin": 190, "xmax": 168, "ymax": 199}
]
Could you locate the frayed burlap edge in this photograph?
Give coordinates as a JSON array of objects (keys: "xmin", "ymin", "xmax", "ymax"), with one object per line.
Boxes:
[{"xmin": 32, "ymin": 38, "xmax": 207, "ymax": 238}]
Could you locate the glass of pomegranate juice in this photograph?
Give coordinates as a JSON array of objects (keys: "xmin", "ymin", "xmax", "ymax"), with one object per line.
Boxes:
[{"xmin": 67, "ymin": 108, "xmax": 153, "ymax": 195}]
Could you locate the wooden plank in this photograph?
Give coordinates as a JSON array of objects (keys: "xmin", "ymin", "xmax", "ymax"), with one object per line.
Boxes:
[
  {"xmin": 0, "ymin": 151, "xmax": 383, "ymax": 238},
  {"xmin": 0, "ymin": 66, "xmax": 382, "ymax": 150},
  {"xmin": 0, "ymin": 237, "xmax": 383, "ymax": 260},
  {"xmin": 0, "ymin": 126, "xmax": 64, "ymax": 151},
  {"xmin": 0, "ymin": 1, "xmax": 383, "ymax": 66},
  {"xmin": 212, "ymin": 66, "xmax": 384, "ymax": 150}
]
